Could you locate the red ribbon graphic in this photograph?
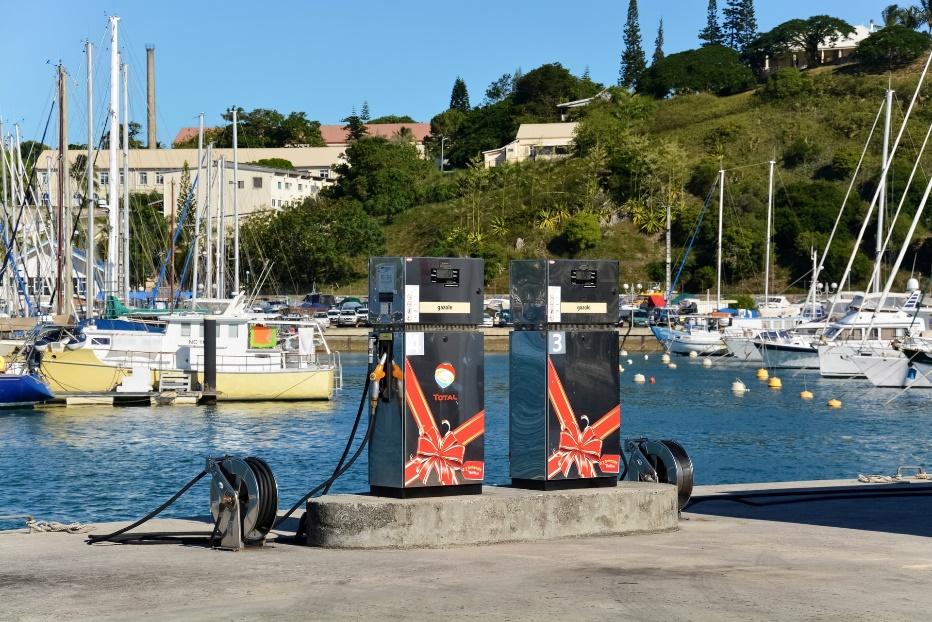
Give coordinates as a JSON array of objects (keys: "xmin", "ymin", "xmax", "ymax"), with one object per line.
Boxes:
[
  {"xmin": 403, "ymin": 358, "xmax": 484, "ymax": 486},
  {"xmin": 546, "ymin": 356, "xmax": 620, "ymax": 479}
]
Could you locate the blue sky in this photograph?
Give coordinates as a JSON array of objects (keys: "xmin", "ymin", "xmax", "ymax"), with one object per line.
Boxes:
[{"xmin": 1, "ymin": 1, "xmax": 891, "ymax": 145}]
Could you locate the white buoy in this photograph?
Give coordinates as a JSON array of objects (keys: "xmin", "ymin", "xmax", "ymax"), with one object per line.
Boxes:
[
  {"xmin": 627, "ymin": 359, "xmax": 633, "ymax": 365},
  {"xmin": 661, "ymin": 353, "xmax": 671, "ymax": 364},
  {"xmin": 688, "ymin": 351, "xmax": 699, "ymax": 359},
  {"xmin": 702, "ymin": 358, "xmax": 712, "ymax": 368},
  {"xmin": 644, "ymin": 354, "xmax": 649, "ymax": 360},
  {"xmin": 668, "ymin": 362, "xmax": 677, "ymax": 370},
  {"xmin": 620, "ymin": 349, "xmax": 628, "ymax": 357},
  {"xmin": 731, "ymin": 379, "xmax": 748, "ymax": 394},
  {"xmin": 633, "ymin": 373, "xmax": 646, "ymax": 384},
  {"xmin": 619, "ymin": 366, "xmax": 625, "ymax": 373}
]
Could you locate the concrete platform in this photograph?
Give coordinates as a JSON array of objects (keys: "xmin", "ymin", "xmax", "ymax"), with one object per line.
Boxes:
[
  {"xmin": 5, "ymin": 479, "xmax": 932, "ymax": 620},
  {"xmin": 307, "ymin": 483, "xmax": 677, "ymax": 548}
]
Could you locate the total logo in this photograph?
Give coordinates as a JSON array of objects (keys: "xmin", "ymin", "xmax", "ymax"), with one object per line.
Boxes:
[{"xmin": 433, "ymin": 363, "xmax": 458, "ymax": 401}]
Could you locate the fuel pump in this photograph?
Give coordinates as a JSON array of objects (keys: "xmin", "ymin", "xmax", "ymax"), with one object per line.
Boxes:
[
  {"xmin": 367, "ymin": 257, "xmax": 486, "ymax": 497},
  {"xmin": 509, "ymin": 259, "xmax": 621, "ymax": 490}
]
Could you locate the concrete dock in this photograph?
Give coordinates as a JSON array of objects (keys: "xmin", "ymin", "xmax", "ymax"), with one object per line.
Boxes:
[{"xmin": 3, "ymin": 479, "xmax": 932, "ymax": 620}]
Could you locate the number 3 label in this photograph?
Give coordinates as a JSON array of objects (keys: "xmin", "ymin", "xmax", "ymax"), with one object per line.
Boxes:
[{"xmin": 548, "ymin": 331, "xmax": 566, "ymax": 354}]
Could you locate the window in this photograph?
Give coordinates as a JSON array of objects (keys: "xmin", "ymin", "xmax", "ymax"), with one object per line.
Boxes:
[
  {"xmin": 100, "ymin": 171, "xmax": 109, "ymax": 185},
  {"xmin": 229, "ymin": 324, "xmax": 239, "ymax": 338},
  {"xmin": 119, "ymin": 172, "xmax": 125, "ymax": 185},
  {"xmin": 139, "ymin": 172, "xmax": 148, "ymax": 185},
  {"xmin": 41, "ymin": 173, "xmax": 48, "ymax": 186},
  {"xmin": 191, "ymin": 324, "xmax": 200, "ymax": 338},
  {"xmin": 277, "ymin": 181, "xmax": 282, "ymax": 190},
  {"xmin": 319, "ymin": 169, "xmax": 330, "ymax": 179},
  {"xmin": 285, "ymin": 182, "xmax": 292, "ymax": 190},
  {"xmin": 156, "ymin": 171, "xmax": 164, "ymax": 184},
  {"xmin": 181, "ymin": 323, "xmax": 191, "ymax": 337},
  {"xmin": 298, "ymin": 184, "xmax": 303, "ymax": 191},
  {"xmin": 253, "ymin": 177, "xmax": 262, "ymax": 188},
  {"xmin": 91, "ymin": 337, "xmax": 111, "ymax": 346},
  {"xmin": 237, "ymin": 180, "xmax": 244, "ymax": 189}
]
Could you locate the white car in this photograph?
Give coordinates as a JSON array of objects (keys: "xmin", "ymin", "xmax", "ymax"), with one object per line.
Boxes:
[
  {"xmin": 313, "ymin": 311, "xmax": 330, "ymax": 328},
  {"xmin": 338, "ymin": 308, "xmax": 358, "ymax": 327},
  {"xmin": 482, "ymin": 314, "xmax": 494, "ymax": 327}
]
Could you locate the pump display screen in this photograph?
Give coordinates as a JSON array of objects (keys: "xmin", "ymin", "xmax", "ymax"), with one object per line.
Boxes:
[
  {"xmin": 570, "ymin": 269, "xmax": 597, "ymax": 287},
  {"xmin": 430, "ymin": 267, "xmax": 460, "ymax": 286}
]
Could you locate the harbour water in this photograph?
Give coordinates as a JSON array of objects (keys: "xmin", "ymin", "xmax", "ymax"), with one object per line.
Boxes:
[{"xmin": 2, "ymin": 352, "xmax": 931, "ymax": 529}]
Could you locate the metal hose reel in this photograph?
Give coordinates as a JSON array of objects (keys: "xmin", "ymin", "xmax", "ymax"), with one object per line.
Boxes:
[
  {"xmin": 623, "ymin": 438, "xmax": 694, "ymax": 510},
  {"xmin": 208, "ymin": 456, "xmax": 278, "ymax": 550}
]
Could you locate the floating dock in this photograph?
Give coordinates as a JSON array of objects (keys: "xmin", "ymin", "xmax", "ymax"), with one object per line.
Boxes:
[{"xmin": 3, "ymin": 479, "xmax": 932, "ymax": 619}]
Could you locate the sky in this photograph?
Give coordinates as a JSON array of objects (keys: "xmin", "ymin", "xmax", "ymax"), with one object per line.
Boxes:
[{"xmin": 0, "ymin": 0, "xmax": 892, "ymax": 147}]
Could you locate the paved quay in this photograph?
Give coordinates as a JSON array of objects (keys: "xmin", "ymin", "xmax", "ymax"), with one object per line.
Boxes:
[{"xmin": 3, "ymin": 479, "xmax": 932, "ymax": 621}]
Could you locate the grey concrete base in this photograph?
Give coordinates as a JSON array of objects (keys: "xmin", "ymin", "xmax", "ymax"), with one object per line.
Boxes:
[{"xmin": 306, "ymin": 482, "xmax": 676, "ymax": 548}]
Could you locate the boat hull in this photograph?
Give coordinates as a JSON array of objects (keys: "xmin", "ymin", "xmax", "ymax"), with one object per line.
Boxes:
[
  {"xmin": 651, "ymin": 326, "xmax": 726, "ymax": 356},
  {"xmin": 817, "ymin": 345, "xmax": 866, "ymax": 378},
  {"xmin": 723, "ymin": 336, "xmax": 762, "ymax": 362},
  {"xmin": 40, "ymin": 347, "xmax": 133, "ymax": 393},
  {"xmin": 852, "ymin": 351, "xmax": 932, "ymax": 389},
  {"xmin": 755, "ymin": 342, "xmax": 819, "ymax": 369},
  {"xmin": 0, "ymin": 373, "xmax": 55, "ymax": 407}
]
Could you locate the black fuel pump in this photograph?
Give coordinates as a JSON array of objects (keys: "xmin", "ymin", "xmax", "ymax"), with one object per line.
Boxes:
[
  {"xmin": 367, "ymin": 257, "xmax": 486, "ymax": 497},
  {"xmin": 509, "ymin": 259, "xmax": 621, "ymax": 490}
]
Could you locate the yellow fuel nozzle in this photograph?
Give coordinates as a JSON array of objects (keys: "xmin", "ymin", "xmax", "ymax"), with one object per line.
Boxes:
[
  {"xmin": 391, "ymin": 362, "xmax": 403, "ymax": 380},
  {"xmin": 369, "ymin": 352, "xmax": 389, "ymax": 382}
]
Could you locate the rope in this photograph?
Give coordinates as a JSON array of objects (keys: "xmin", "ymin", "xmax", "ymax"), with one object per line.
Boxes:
[{"xmin": 27, "ymin": 519, "xmax": 94, "ymax": 534}]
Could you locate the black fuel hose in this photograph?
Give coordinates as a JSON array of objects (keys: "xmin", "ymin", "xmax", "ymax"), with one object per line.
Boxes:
[
  {"xmin": 87, "ymin": 470, "xmax": 208, "ymax": 544},
  {"xmin": 683, "ymin": 483, "xmax": 932, "ymax": 512},
  {"xmin": 274, "ymin": 374, "xmax": 377, "ymax": 535}
]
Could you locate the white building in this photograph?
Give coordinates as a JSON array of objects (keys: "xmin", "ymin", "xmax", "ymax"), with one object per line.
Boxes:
[{"xmin": 482, "ymin": 123, "xmax": 578, "ymax": 168}]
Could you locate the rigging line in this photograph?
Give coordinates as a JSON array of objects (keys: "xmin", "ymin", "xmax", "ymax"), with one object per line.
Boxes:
[
  {"xmin": 668, "ymin": 179, "xmax": 717, "ymax": 299},
  {"xmin": 722, "ymin": 160, "xmax": 772, "ymax": 173}
]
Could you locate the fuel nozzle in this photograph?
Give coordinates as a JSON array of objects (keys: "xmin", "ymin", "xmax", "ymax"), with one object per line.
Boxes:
[{"xmin": 369, "ymin": 352, "xmax": 388, "ymax": 409}]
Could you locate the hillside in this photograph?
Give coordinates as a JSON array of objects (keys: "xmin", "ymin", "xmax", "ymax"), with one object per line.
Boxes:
[{"xmin": 379, "ymin": 62, "xmax": 932, "ymax": 295}]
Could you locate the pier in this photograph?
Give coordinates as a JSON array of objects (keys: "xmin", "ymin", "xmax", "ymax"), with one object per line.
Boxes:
[{"xmin": 3, "ymin": 479, "xmax": 931, "ymax": 619}]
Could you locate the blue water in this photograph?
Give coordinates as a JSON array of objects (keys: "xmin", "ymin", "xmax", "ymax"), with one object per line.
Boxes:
[{"xmin": 1, "ymin": 352, "xmax": 931, "ymax": 529}]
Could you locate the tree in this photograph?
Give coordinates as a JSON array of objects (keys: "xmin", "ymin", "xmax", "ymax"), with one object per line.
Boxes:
[
  {"xmin": 653, "ymin": 19, "xmax": 665, "ymax": 65},
  {"xmin": 920, "ymin": 0, "xmax": 932, "ymax": 33},
  {"xmin": 17, "ymin": 140, "xmax": 50, "ymax": 176},
  {"xmin": 360, "ymin": 101, "xmax": 370, "ymax": 123},
  {"xmin": 484, "ymin": 73, "xmax": 514, "ymax": 104},
  {"xmin": 748, "ymin": 16, "xmax": 855, "ymax": 68},
  {"xmin": 699, "ymin": 0, "xmax": 724, "ymax": 46},
  {"xmin": 883, "ymin": 3, "xmax": 923, "ymax": 29},
  {"xmin": 246, "ymin": 158, "xmax": 295, "ymax": 170},
  {"xmin": 619, "ymin": 0, "xmax": 647, "ymax": 88},
  {"xmin": 342, "ymin": 108, "xmax": 368, "ymax": 141},
  {"xmin": 325, "ymin": 136, "xmax": 435, "ymax": 222},
  {"xmin": 637, "ymin": 45, "xmax": 756, "ymax": 98},
  {"xmin": 128, "ymin": 191, "xmax": 168, "ymax": 287},
  {"xmin": 512, "ymin": 63, "xmax": 600, "ymax": 120},
  {"xmin": 203, "ymin": 108, "xmax": 325, "ymax": 148},
  {"xmin": 723, "ymin": 0, "xmax": 757, "ymax": 53},
  {"xmin": 450, "ymin": 77, "xmax": 471, "ymax": 111},
  {"xmin": 855, "ymin": 25, "xmax": 932, "ymax": 70},
  {"xmin": 128, "ymin": 121, "xmax": 144, "ymax": 148},
  {"xmin": 369, "ymin": 114, "xmax": 417, "ymax": 124},
  {"xmin": 561, "ymin": 212, "xmax": 602, "ymax": 255}
]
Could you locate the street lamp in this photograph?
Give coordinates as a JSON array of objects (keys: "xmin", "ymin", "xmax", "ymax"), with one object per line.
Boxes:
[{"xmin": 440, "ymin": 136, "xmax": 451, "ymax": 173}]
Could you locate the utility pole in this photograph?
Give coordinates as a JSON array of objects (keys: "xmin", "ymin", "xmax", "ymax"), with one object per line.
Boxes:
[{"xmin": 85, "ymin": 40, "xmax": 96, "ymax": 319}]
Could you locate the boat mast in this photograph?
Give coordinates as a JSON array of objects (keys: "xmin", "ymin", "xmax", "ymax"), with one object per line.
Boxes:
[
  {"xmin": 716, "ymin": 168, "xmax": 724, "ymax": 311},
  {"xmin": 56, "ymin": 65, "xmax": 66, "ymax": 316},
  {"xmin": 107, "ymin": 15, "xmax": 120, "ymax": 302},
  {"xmin": 664, "ymin": 197, "xmax": 671, "ymax": 301},
  {"xmin": 764, "ymin": 159, "xmax": 774, "ymax": 309},
  {"xmin": 122, "ymin": 61, "xmax": 130, "ymax": 301},
  {"xmin": 0, "ymin": 121, "xmax": 9, "ymax": 314},
  {"xmin": 85, "ymin": 40, "xmax": 96, "ymax": 319},
  {"xmin": 205, "ymin": 143, "xmax": 212, "ymax": 299},
  {"xmin": 232, "ymin": 106, "xmax": 239, "ymax": 295},
  {"xmin": 217, "ymin": 154, "xmax": 225, "ymax": 298},
  {"xmin": 192, "ymin": 113, "xmax": 204, "ymax": 308},
  {"xmin": 875, "ymin": 87, "xmax": 893, "ymax": 294}
]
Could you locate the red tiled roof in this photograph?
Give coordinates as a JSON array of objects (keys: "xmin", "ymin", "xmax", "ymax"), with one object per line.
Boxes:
[{"xmin": 173, "ymin": 126, "xmax": 211, "ymax": 146}]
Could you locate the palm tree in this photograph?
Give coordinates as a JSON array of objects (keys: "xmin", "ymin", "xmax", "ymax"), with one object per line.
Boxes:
[{"xmin": 920, "ymin": 0, "xmax": 932, "ymax": 32}]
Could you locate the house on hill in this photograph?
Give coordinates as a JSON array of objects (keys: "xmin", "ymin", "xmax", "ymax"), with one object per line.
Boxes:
[
  {"xmin": 482, "ymin": 123, "xmax": 578, "ymax": 168},
  {"xmin": 764, "ymin": 22, "xmax": 878, "ymax": 72}
]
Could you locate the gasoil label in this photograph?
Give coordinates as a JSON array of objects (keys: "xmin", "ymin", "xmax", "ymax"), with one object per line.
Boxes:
[
  {"xmin": 404, "ymin": 285, "xmax": 420, "ymax": 322},
  {"xmin": 547, "ymin": 286, "xmax": 561, "ymax": 323},
  {"xmin": 560, "ymin": 302, "xmax": 607, "ymax": 314},
  {"xmin": 419, "ymin": 301, "xmax": 471, "ymax": 314}
]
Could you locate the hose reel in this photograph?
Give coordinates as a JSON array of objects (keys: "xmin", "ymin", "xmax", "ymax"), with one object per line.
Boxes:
[
  {"xmin": 208, "ymin": 456, "xmax": 278, "ymax": 550},
  {"xmin": 623, "ymin": 438, "xmax": 694, "ymax": 510}
]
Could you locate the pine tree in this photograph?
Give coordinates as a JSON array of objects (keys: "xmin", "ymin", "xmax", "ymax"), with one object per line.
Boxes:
[
  {"xmin": 342, "ymin": 106, "xmax": 368, "ymax": 141},
  {"xmin": 722, "ymin": 0, "xmax": 757, "ymax": 53},
  {"xmin": 449, "ymin": 78, "xmax": 470, "ymax": 111},
  {"xmin": 698, "ymin": 0, "xmax": 724, "ymax": 46},
  {"xmin": 619, "ymin": 0, "xmax": 647, "ymax": 88},
  {"xmin": 360, "ymin": 101, "xmax": 370, "ymax": 123},
  {"xmin": 653, "ymin": 19, "xmax": 665, "ymax": 65}
]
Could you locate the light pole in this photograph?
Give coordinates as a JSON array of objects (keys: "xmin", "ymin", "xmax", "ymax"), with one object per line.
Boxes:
[{"xmin": 440, "ymin": 136, "xmax": 451, "ymax": 172}]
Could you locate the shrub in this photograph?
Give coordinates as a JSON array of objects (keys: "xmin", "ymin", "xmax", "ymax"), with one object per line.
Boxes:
[
  {"xmin": 783, "ymin": 137, "xmax": 821, "ymax": 168},
  {"xmin": 855, "ymin": 26, "xmax": 932, "ymax": 71},
  {"xmin": 761, "ymin": 68, "xmax": 808, "ymax": 101},
  {"xmin": 829, "ymin": 148, "xmax": 858, "ymax": 180},
  {"xmin": 730, "ymin": 294, "xmax": 758, "ymax": 310},
  {"xmin": 561, "ymin": 212, "xmax": 602, "ymax": 254}
]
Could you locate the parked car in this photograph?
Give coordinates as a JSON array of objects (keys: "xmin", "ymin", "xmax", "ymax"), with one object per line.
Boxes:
[
  {"xmin": 327, "ymin": 308, "xmax": 340, "ymax": 324},
  {"xmin": 338, "ymin": 308, "xmax": 359, "ymax": 327},
  {"xmin": 482, "ymin": 313, "xmax": 494, "ymax": 327},
  {"xmin": 313, "ymin": 311, "xmax": 330, "ymax": 328},
  {"xmin": 355, "ymin": 307, "xmax": 370, "ymax": 327},
  {"xmin": 495, "ymin": 310, "xmax": 512, "ymax": 327}
]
